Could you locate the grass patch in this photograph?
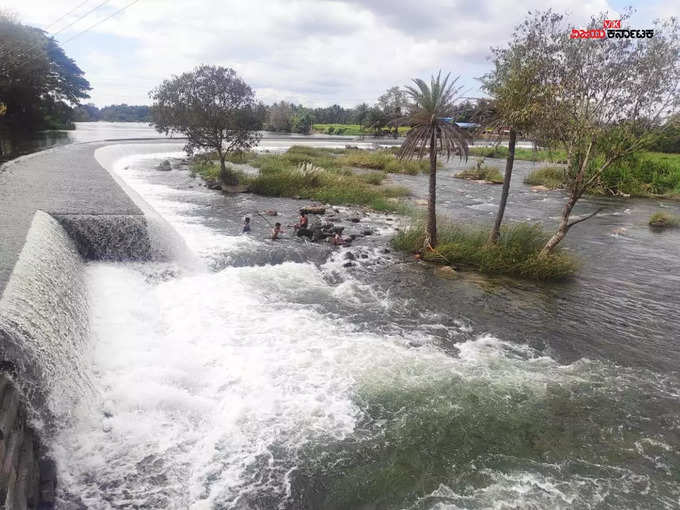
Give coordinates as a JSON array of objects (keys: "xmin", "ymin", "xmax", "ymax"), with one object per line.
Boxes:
[
  {"xmin": 192, "ymin": 145, "xmax": 411, "ymax": 212},
  {"xmin": 469, "ymin": 146, "xmax": 568, "ymax": 163},
  {"xmin": 313, "ymin": 123, "xmax": 410, "ymax": 136},
  {"xmin": 455, "ymin": 159, "xmax": 504, "ymax": 183},
  {"xmin": 338, "ymin": 149, "xmax": 429, "ymax": 175},
  {"xmin": 392, "ymin": 221, "xmax": 577, "ymax": 281},
  {"xmin": 649, "ymin": 211, "xmax": 680, "ymax": 228},
  {"xmin": 597, "ymin": 152, "xmax": 680, "ymax": 197},
  {"xmin": 524, "ymin": 166, "xmax": 565, "ymax": 188}
]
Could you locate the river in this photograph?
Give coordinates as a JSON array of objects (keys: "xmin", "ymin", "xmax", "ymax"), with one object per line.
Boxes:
[{"xmin": 9, "ymin": 126, "xmax": 678, "ymax": 509}]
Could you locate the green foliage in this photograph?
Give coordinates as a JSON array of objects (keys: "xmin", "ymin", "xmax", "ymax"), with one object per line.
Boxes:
[
  {"xmin": 649, "ymin": 211, "xmax": 680, "ymax": 228},
  {"xmin": 312, "ymin": 124, "xmax": 410, "ymax": 136},
  {"xmin": 597, "ymin": 152, "xmax": 680, "ymax": 196},
  {"xmin": 524, "ymin": 166, "xmax": 565, "ymax": 188},
  {"xmin": 358, "ymin": 172, "xmax": 386, "ymax": 185},
  {"xmin": 455, "ymin": 159, "xmax": 504, "ymax": 183},
  {"xmin": 393, "ymin": 221, "xmax": 577, "ymax": 280},
  {"xmin": 193, "ymin": 145, "xmax": 410, "ymax": 211},
  {"xmin": 469, "ymin": 146, "xmax": 567, "ymax": 163},
  {"xmin": 648, "ymin": 115, "xmax": 680, "ymax": 153},
  {"xmin": 0, "ymin": 14, "xmax": 90, "ymax": 130},
  {"xmin": 73, "ymin": 103, "xmax": 151, "ymax": 122},
  {"xmin": 338, "ymin": 149, "xmax": 428, "ymax": 174},
  {"xmin": 225, "ymin": 151, "xmax": 258, "ymax": 164}
]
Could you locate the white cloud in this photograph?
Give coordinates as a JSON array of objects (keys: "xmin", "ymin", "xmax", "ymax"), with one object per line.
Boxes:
[{"xmin": 3, "ymin": 0, "xmax": 668, "ymax": 107}]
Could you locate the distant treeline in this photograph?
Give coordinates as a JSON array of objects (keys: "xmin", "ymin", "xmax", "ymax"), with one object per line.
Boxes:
[{"xmin": 73, "ymin": 103, "xmax": 152, "ymax": 122}]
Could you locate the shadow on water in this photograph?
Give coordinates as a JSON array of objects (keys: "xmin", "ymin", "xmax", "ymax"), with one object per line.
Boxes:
[{"xmin": 0, "ymin": 128, "xmax": 71, "ymax": 164}]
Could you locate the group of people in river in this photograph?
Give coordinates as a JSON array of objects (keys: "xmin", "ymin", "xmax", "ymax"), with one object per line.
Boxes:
[{"xmin": 242, "ymin": 210, "xmax": 348, "ymax": 246}]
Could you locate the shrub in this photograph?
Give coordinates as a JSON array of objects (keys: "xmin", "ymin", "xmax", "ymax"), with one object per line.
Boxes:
[
  {"xmin": 392, "ymin": 220, "xmax": 577, "ymax": 281},
  {"xmin": 649, "ymin": 211, "xmax": 680, "ymax": 228},
  {"xmin": 455, "ymin": 159, "xmax": 504, "ymax": 183},
  {"xmin": 524, "ymin": 166, "xmax": 565, "ymax": 188},
  {"xmin": 339, "ymin": 149, "xmax": 429, "ymax": 174},
  {"xmin": 598, "ymin": 153, "xmax": 680, "ymax": 196},
  {"xmin": 359, "ymin": 172, "xmax": 386, "ymax": 185}
]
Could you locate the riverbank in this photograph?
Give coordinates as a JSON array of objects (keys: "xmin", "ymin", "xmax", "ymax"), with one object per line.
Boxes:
[{"xmin": 474, "ymin": 146, "xmax": 680, "ymax": 198}]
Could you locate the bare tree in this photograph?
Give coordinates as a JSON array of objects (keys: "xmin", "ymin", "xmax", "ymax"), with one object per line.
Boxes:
[
  {"xmin": 509, "ymin": 11, "xmax": 680, "ymax": 254},
  {"xmin": 150, "ymin": 65, "xmax": 261, "ymax": 185}
]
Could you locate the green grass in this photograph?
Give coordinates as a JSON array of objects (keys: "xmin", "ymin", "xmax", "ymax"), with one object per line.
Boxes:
[
  {"xmin": 191, "ymin": 145, "xmax": 411, "ymax": 212},
  {"xmin": 649, "ymin": 211, "xmax": 680, "ymax": 228},
  {"xmin": 524, "ymin": 166, "xmax": 565, "ymax": 188},
  {"xmin": 313, "ymin": 123, "xmax": 411, "ymax": 136},
  {"xmin": 455, "ymin": 161, "xmax": 504, "ymax": 183},
  {"xmin": 469, "ymin": 146, "xmax": 568, "ymax": 163},
  {"xmin": 392, "ymin": 220, "xmax": 577, "ymax": 281},
  {"xmin": 598, "ymin": 152, "xmax": 680, "ymax": 197},
  {"xmin": 338, "ymin": 149, "xmax": 429, "ymax": 174}
]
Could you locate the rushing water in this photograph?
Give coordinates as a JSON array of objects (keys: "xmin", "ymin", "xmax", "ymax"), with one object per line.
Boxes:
[{"xmin": 49, "ymin": 143, "xmax": 680, "ymax": 509}]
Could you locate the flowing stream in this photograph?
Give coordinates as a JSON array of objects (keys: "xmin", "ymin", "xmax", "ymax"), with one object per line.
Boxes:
[{"xmin": 50, "ymin": 143, "xmax": 680, "ymax": 509}]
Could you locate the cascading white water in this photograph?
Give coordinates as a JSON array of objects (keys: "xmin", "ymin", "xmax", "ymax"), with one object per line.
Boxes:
[
  {"xmin": 50, "ymin": 149, "xmax": 680, "ymax": 510},
  {"xmin": 0, "ymin": 211, "xmax": 92, "ymax": 422}
]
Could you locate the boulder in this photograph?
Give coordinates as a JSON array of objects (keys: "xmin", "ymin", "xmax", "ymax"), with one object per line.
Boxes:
[
  {"xmin": 350, "ymin": 218, "xmax": 361, "ymax": 223},
  {"xmin": 343, "ymin": 261, "xmax": 355, "ymax": 268},
  {"xmin": 343, "ymin": 252, "xmax": 356, "ymax": 261},
  {"xmin": 362, "ymin": 229, "xmax": 374, "ymax": 236},
  {"xmin": 157, "ymin": 160, "xmax": 172, "ymax": 171}
]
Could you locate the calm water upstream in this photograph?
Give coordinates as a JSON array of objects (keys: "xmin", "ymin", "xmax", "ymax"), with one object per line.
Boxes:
[{"xmin": 41, "ymin": 136, "xmax": 680, "ymax": 509}]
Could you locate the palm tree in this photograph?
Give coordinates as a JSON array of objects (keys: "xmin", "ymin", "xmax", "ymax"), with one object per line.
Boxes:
[{"xmin": 398, "ymin": 72, "xmax": 469, "ymax": 249}]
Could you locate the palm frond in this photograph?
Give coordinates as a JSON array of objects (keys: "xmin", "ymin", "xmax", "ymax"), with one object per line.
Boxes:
[{"xmin": 398, "ymin": 71, "xmax": 469, "ymax": 161}]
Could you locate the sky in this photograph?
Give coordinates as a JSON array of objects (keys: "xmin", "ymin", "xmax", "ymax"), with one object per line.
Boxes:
[{"xmin": 2, "ymin": 0, "xmax": 676, "ymax": 107}]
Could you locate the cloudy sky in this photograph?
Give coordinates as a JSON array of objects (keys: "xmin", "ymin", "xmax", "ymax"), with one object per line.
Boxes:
[{"xmin": 2, "ymin": 0, "xmax": 675, "ymax": 107}]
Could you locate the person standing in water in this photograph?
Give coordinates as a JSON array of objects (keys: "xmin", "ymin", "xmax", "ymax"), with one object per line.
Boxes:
[
  {"xmin": 242, "ymin": 217, "xmax": 251, "ymax": 233},
  {"xmin": 296, "ymin": 211, "xmax": 308, "ymax": 230},
  {"xmin": 272, "ymin": 222, "xmax": 282, "ymax": 240}
]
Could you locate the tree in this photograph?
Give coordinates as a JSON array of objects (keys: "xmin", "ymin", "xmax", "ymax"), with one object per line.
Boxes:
[
  {"xmin": 0, "ymin": 13, "xmax": 90, "ymax": 129},
  {"xmin": 508, "ymin": 11, "xmax": 680, "ymax": 255},
  {"xmin": 363, "ymin": 106, "xmax": 389, "ymax": 136},
  {"xmin": 266, "ymin": 101, "xmax": 294, "ymax": 132},
  {"xmin": 150, "ymin": 65, "xmax": 261, "ymax": 185},
  {"xmin": 378, "ymin": 86, "xmax": 409, "ymax": 137},
  {"xmin": 291, "ymin": 110, "xmax": 313, "ymax": 134},
  {"xmin": 398, "ymin": 72, "xmax": 470, "ymax": 248},
  {"xmin": 482, "ymin": 42, "xmax": 548, "ymax": 244}
]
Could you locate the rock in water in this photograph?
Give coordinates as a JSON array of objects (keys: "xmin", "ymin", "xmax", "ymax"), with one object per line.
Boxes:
[
  {"xmin": 300, "ymin": 206, "xmax": 326, "ymax": 215},
  {"xmin": 157, "ymin": 160, "xmax": 172, "ymax": 171}
]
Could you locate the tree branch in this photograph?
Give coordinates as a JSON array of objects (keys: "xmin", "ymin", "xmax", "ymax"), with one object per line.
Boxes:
[{"xmin": 567, "ymin": 207, "xmax": 604, "ymax": 228}]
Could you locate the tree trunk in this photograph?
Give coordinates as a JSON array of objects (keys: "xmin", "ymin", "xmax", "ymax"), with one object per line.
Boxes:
[
  {"xmin": 488, "ymin": 129, "xmax": 516, "ymax": 244},
  {"xmin": 539, "ymin": 191, "xmax": 578, "ymax": 256},
  {"xmin": 217, "ymin": 150, "xmax": 234, "ymax": 185},
  {"xmin": 425, "ymin": 128, "xmax": 438, "ymax": 249}
]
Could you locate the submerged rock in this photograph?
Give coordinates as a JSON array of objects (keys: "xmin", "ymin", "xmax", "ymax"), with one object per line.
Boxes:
[
  {"xmin": 343, "ymin": 252, "xmax": 356, "ymax": 261},
  {"xmin": 157, "ymin": 160, "xmax": 172, "ymax": 171}
]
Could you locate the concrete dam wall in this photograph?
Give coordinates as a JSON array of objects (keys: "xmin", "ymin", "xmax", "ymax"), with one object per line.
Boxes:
[{"xmin": 0, "ymin": 141, "xmax": 185, "ymax": 508}]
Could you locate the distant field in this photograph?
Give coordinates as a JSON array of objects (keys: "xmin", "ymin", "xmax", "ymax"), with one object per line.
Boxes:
[{"xmin": 313, "ymin": 123, "xmax": 410, "ymax": 136}]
